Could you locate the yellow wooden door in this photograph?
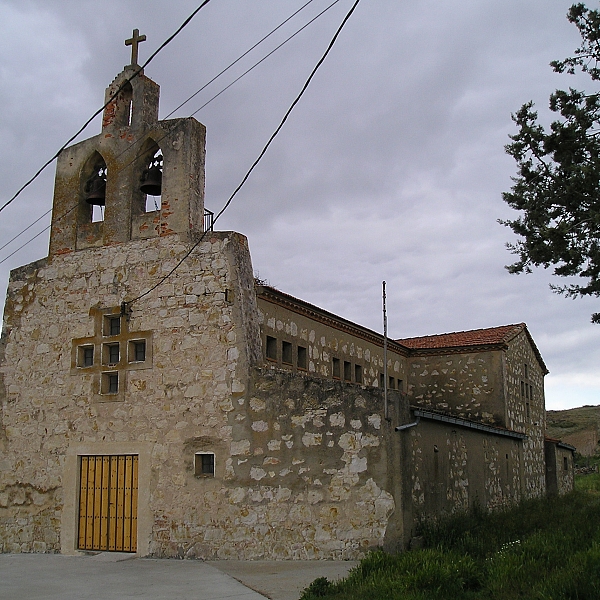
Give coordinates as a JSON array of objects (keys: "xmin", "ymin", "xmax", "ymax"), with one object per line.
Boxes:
[{"xmin": 78, "ymin": 455, "xmax": 138, "ymax": 552}]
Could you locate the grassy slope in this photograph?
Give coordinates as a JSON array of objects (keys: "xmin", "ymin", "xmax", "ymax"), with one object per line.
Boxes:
[
  {"xmin": 547, "ymin": 404, "xmax": 600, "ymax": 439},
  {"xmin": 300, "ymin": 488, "xmax": 600, "ymax": 600}
]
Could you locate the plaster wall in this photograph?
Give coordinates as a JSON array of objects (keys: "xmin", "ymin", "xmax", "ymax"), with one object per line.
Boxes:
[{"xmin": 407, "ymin": 420, "xmax": 522, "ymax": 523}]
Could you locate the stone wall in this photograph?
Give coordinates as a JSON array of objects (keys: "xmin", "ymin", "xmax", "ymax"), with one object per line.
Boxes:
[
  {"xmin": 257, "ymin": 293, "xmax": 406, "ymax": 391},
  {"xmin": 406, "ymin": 419, "xmax": 522, "ymax": 523},
  {"xmin": 0, "ymin": 231, "xmax": 259, "ymax": 555},
  {"xmin": 504, "ymin": 331, "xmax": 546, "ymax": 498},
  {"xmin": 150, "ymin": 367, "xmax": 408, "ymax": 559},
  {"xmin": 406, "ymin": 350, "xmax": 505, "ymax": 425}
]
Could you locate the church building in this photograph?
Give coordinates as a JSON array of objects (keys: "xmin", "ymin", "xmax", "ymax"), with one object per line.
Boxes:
[{"xmin": 0, "ymin": 37, "xmax": 574, "ymax": 559}]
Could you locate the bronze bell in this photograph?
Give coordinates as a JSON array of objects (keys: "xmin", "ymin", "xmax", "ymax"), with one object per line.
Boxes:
[
  {"xmin": 84, "ymin": 172, "xmax": 106, "ymax": 206},
  {"xmin": 140, "ymin": 165, "xmax": 162, "ymax": 196}
]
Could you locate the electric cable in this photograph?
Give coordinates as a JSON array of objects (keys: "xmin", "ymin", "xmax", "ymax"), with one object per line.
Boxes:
[
  {"xmin": 126, "ymin": 0, "xmax": 362, "ymax": 308},
  {"xmin": 0, "ymin": 0, "xmax": 213, "ymax": 215},
  {"xmin": 0, "ymin": 0, "xmax": 340, "ymax": 263}
]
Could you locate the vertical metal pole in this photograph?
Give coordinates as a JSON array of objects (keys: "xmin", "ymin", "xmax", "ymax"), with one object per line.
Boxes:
[{"xmin": 383, "ymin": 281, "xmax": 388, "ymax": 420}]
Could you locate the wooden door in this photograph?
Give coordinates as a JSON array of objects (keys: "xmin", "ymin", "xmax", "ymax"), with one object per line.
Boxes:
[{"xmin": 78, "ymin": 455, "xmax": 138, "ymax": 552}]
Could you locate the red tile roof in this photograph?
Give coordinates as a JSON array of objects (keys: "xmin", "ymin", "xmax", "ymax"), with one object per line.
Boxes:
[{"xmin": 397, "ymin": 324, "xmax": 526, "ymax": 349}]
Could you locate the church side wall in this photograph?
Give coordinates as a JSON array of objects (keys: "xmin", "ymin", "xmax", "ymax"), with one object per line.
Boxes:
[
  {"xmin": 406, "ymin": 351, "xmax": 506, "ymax": 426},
  {"xmin": 257, "ymin": 297, "xmax": 407, "ymax": 392},
  {"xmin": 154, "ymin": 367, "xmax": 406, "ymax": 560},
  {"xmin": 406, "ymin": 420, "xmax": 522, "ymax": 524}
]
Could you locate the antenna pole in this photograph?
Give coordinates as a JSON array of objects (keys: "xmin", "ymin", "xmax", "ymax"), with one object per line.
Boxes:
[{"xmin": 383, "ymin": 281, "xmax": 388, "ymax": 420}]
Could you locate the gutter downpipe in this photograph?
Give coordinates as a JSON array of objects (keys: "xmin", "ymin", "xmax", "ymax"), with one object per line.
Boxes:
[{"xmin": 395, "ymin": 416, "xmax": 420, "ymax": 432}]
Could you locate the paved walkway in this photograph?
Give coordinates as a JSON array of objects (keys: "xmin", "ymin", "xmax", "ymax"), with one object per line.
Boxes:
[{"xmin": 0, "ymin": 553, "xmax": 357, "ymax": 600}]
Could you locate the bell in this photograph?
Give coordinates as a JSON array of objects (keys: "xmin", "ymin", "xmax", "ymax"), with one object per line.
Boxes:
[
  {"xmin": 84, "ymin": 172, "xmax": 106, "ymax": 206},
  {"xmin": 140, "ymin": 166, "xmax": 162, "ymax": 196}
]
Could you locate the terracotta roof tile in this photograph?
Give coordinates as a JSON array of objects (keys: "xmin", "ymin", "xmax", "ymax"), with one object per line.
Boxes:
[{"xmin": 397, "ymin": 324, "xmax": 526, "ymax": 349}]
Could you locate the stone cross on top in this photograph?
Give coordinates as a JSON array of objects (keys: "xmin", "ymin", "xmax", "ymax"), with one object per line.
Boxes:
[{"xmin": 125, "ymin": 28, "xmax": 146, "ymax": 66}]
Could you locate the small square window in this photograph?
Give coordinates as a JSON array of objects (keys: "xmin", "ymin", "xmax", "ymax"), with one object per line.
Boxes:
[
  {"xmin": 104, "ymin": 315, "xmax": 121, "ymax": 336},
  {"xmin": 266, "ymin": 336, "xmax": 277, "ymax": 361},
  {"xmin": 77, "ymin": 345, "xmax": 94, "ymax": 368},
  {"xmin": 101, "ymin": 372, "xmax": 119, "ymax": 395},
  {"xmin": 103, "ymin": 343, "xmax": 120, "ymax": 365},
  {"xmin": 297, "ymin": 346, "xmax": 307, "ymax": 370},
  {"xmin": 343, "ymin": 361, "xmax": 352, "ymax": 382},
  {"xmin": 195, "ymin": 453, "xmax": 215, "ymax": 477},
  {"xmin": 355, "ymin": 364, "xmax": 363, "ymax": 384},
  {"xmin": 129, "ymin": 340, "xmax": 146, "ymax": 362},
  {"xmin": 282, "ymin": 341, "xmax": 292, "ymax": 365},
  {"xmin": 332, "ymin": 357, "xmax": 341, "ymax": 379}
]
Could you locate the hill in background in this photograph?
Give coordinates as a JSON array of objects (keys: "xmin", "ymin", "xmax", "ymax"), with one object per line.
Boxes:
[{"xmin": 547, "ymin": 405, "xmax": 600, "ymax": 456}]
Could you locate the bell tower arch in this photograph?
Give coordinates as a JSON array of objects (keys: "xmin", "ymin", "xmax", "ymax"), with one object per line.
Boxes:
[{"xmin": 49, "ymin": 30, "xmax": 206, "ymax": 257}]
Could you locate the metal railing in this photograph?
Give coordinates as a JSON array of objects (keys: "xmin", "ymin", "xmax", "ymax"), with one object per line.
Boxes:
[{"xmin": 203, "ymin": 208, "xmax": 214, "ymax": 232}]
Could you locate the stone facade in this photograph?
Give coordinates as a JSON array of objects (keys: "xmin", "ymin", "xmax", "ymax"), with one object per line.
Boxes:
[{"xmin": 0, "ymin": 63, "xmax": 574, "ymax": 559}]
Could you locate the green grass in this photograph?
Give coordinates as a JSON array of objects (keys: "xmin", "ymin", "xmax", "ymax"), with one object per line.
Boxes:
[{"xmin": 300, "ymin": 490, "xmax": 600, "ymax": 600}]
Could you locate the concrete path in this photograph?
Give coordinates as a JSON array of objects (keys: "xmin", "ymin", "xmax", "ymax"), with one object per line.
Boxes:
[
  {"xmin": 0, "ymin": 553, "xmax": 358, "ymax": 600},
  {"xmin": 210, "ymin": 560, "xmax": 358, "ymax": 600},
  {"xmin": 0, "ymin": 553, "xmax": 267, "ymax": 600}
]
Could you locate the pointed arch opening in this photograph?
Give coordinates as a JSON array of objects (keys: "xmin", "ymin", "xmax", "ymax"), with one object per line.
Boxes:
[
  {"xmin": 80, "ymin": 152, "xmax": 108, "ymax": 223},
  {"xmin": 138, "ymin": 140, "xmax": 163, "ymax": 213},
  {"xmin": 114, "ymin": 81, "xmax": 133, "ymax": 129}
]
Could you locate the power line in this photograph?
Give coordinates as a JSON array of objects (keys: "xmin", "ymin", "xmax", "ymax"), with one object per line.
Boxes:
[
  {"xmin": 0, "ymin": 0, "xmax": 213, "ymax": 215},
  {"xmin": 126, "ymin": 0, "xmax": 362, "ymax": 308},
  {"xmin": 1, "ymin": 0, "xmax": 340, "ymax": 263}
]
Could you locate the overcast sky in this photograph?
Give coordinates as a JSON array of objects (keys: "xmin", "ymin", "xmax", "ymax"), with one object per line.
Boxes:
[{"xmin": 1, "ymin": 0, "xmax": 599, "ymax": 410}]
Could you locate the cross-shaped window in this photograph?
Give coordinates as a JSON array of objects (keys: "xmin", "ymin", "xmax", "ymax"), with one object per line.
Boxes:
[{"xmin": 71, "ymin": 307, "xmax": 152, "ymax": 401}]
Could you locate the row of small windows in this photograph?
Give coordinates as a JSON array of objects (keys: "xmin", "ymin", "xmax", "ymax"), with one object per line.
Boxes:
[
  {"xmin": 266, "ymin": 336, "xmax": 307, "ymax": 370},
  {"xmin": 265, "ymin": 335, "xmax": 401, "ymax": 389},
  {"xmin": 77, "ymin": 340, "xmax": 146, "ymax": 368}
]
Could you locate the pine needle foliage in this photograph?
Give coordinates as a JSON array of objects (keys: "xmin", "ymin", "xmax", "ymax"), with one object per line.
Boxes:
[{"xmin": 501, "ymin": 3, "xmax": 600, "ymax": 323}]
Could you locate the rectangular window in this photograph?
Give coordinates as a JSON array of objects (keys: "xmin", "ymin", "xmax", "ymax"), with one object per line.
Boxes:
[
  {"xmin": 101, "ymin": 372, "xmax": 119, "ymax": 395},
  {"xmin": 77, "ymin": 345, "xmax": 94, "ymax": 368},
  {"xmin": 332, "ymin": 357, "xmax": 341, "ymax": 379},
  {"xmin": 103, "ymin": 343, "xmax": 120, "ymax": 365},
  {"xmin": 530, "ymin": 384, "xmax": 533, "ymax": 401},
  {"xmin": 195, "ymin": 453, "xmax": 215, "ymax": 477},
  {"xmin": 564, "ymin": 456, "xmax": 568, "ymax": 471},
  {"xmin": 389, "ymin": 375, "xmax": 396, "ymax": 390},
  {"xmin": 297, "ymin": 346, "xmax": 307, "ymax": 370},
  {"xmin": 282, "ymin": 341, "xmax": 292, "ymax": 365},
  {"xmin": 524, "ymin": 364, "xmax": 528, "ymax": 379},
  {"xmin": 104, "ymin": 315, "xmax": 121, "ymax": 336},
  {"xmin": 343, "ymin": 361, "xmax": 352, "ymax": 381},
  {"xmin": 526, "ymin": 402, "xmax": 530, "ymax": 421},
  {"xmin": 355, "ymin": 364, "xmax": 363, "ymax": 384},
  {"xmin": 132, "ymin": 340, "xmax": 146, "ymax": 362},
  {"xmin": 266, "ymin": 336, "xmax": 277, "ymax": 361},
  {"xmin": 379, "ymin": 373, "xmax": 385, "ymax": 388},
  {"xmin": 521, "ymin": 381, "xmax": 525, "ymax": 397}
]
